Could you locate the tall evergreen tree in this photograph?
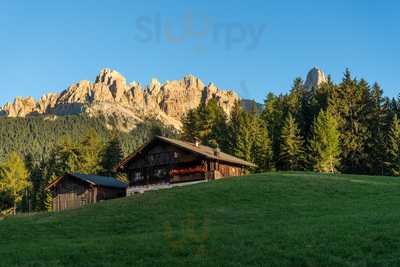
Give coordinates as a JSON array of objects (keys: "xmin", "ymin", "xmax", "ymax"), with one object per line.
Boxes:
[
  {"xmin": 47, "ymin": 137, "xmax": 81, "ymax": 177},
  {"xmin": 329, "ymin": 70, "xmax": 369, "ymax": 173},
  {"xmin": 182, "ymin": 109, "xmax": 200, "ymax": 142},
  {"xmin": 232, "ymin": 110, "xmax": 253, "ymax": 162},
  {"xmin": 182, "ymin": 98, "xmax": 228, "ymax": 149},
  {"xmin": 365, "ymin": 83, "xmax": 387, "ymax": 175},
  {"xmin": 252, "ymin": 120, "xmax": 273, "ymax": 171},
  {"xmin": 0, "ymin": 152, "xmax": 31, "ymax": 214},
  {"xmin": 309, "ymin": 110, "xmax": 341, "ymax": 173},
  {"xmin": 261, "ymin": 93, "xmax": 285, "ymax": 165},
  {"xmin": 384, "ymin": 115, "xmax": 400, "ymax": 176},
  {"xmin": 279, "ymin": 113, "xmax": 305, "ymax": 170},
  {"xmin": 102, "ymin": 136, "xmax": 125, "ymax": 176},
  {"xmin": 286, "ymin": 78, "xmax": 306, "ymax": 134},
  {"xmin": 79, "ymin": 129, "xmax": 104, "ymax": 174}
]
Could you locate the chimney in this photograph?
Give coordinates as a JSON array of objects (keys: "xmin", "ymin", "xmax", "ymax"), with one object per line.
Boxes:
[
  {"xmin": 214, "ymin": 146, "xmax": 221, "ymax": 157},
  {"xmin": 194, "ymin": 137, "xmax": 201, "ymax": 147}
]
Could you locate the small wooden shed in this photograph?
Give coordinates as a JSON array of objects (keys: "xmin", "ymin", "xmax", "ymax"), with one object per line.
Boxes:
[{"xmin": 46, "ymin": 173, "xmax": 128, "ymax": 212}]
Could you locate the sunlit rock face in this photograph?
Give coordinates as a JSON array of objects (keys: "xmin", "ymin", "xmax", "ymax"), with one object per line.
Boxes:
[
  {"xmin": 304, "ymin": 67, "xmax": 328, "ymax": 90},
  {"xmin": 0, "ymin": 69, "xmax": 239, "ymax": 131}
]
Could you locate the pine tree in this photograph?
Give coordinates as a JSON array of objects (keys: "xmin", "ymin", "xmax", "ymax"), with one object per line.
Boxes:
[
  {"xmin": 24, "ymin": 154, "xmax": 44, "ymax": 212},
  {"xmin": 182, "ymin": 98, "xmax": 228, "ymax": 149},
  {"xmin": 102, "ymin": 136, "xmax": 124, "ymax": 176},
  {"xmin": 252, "ymin": 120, "xmax": 273, "ymax": 171},
  {"xmin": 329, "ymin": 70, "xmax": 369, "ymax": 173},
  {"xmin": 309, "ymin": 110, "xmax": 341, "ymax": 173},
  {"xmin": 232, "ymin": 110, "xmax": 253, "ymax": 162},
  {"xmin": 0, "ymin": 152, "xmax": 31, "ymax": 214},
  {"xmin": 286, "ymin": 78, "xmax": 306, "ymax": 132},
  {"xmin": 79, "ymin": 129, "xmax": 104, "ymax": 174},
  {"xmin": 384, "ymin": 115, "xmax": 400, "ymax": 176},
  {"xmin": 365, "ymin": 83, "xmax": 387, "ymax": 175},
  {"xmin": 279, "ymin": 113, "xmax": 305, "ymax": 170},
  {"xmin": 47, "ymin": 137, "xmax": 81, "ymax": 177},
  {"xmin": 261, "ymin": 93, "xmax": 285, "ymax": 165},
  {"xmin": 182, "ymin": 109, "xmax": 200, "ymax": 142}
]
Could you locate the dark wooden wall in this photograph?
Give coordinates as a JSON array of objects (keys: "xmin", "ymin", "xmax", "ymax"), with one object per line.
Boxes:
[
  {"xmin": 97, "ymin": 187, "xmax": 126, "ymax": 200},
  {"xmin": 127, "ymin": 143, "xmax": 204, "ymax": 186},
  {"xmin": 125, "ymin": 141, "xmax": 246, "ymax": 186},
  {"xmin": 51, "ymin": 176, "xmax": 95, "ymax": 212},
  {"xmin": 51, "ymin": 176, "xmax": 126, "ymax": 212}
]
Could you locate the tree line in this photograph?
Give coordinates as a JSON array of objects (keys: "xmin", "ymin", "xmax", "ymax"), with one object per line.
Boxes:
[{"xmin": 182, "ymin": 69, "xmax": 400, "ymax": 176}]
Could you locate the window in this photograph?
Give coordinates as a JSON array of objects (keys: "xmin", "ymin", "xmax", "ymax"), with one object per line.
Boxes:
[{"xmin": 134, "ymin": 172, "xmax": 144, "ymax": 181}]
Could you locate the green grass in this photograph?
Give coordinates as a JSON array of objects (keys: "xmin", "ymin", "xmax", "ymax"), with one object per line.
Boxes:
[{"xmin": 2, "ymin": 172, "xmax": 400, "ymax": 267}]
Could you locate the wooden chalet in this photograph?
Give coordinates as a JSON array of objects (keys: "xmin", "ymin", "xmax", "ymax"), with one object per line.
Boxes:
[
  {"xmin": 46, "ymin": 173, "xmax": 128, "ymax": 212},
  {"xmin": 116, "ymin": 136, "xmax": 256, "ymax": 187}
]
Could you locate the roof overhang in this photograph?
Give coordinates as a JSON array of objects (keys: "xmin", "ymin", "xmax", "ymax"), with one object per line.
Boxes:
[{"xmin": 116, "ymin": 136, "xmax": 257, "ymax": 171}]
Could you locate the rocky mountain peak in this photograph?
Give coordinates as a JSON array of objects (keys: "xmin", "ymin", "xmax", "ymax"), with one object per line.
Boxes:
[
  {"xmin": 0, "ymin": 69, "xmax": 240, "ymax": 131},
  {"xmin": 304, "ymin": 67, "xmax": 328, "ymax": 90},
  {"xmin": 95, "ymin": 69, "xmax": 126, "ymax": 85}
]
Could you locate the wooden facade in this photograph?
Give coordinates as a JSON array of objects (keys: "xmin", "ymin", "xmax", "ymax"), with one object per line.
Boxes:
[
  {"xmin": 46, "ymin": 173, "xmax": 127, "ymax": 212},
  {"xmin": 117, "ymin": 136, "xmax": 256, "ymax": 187}
]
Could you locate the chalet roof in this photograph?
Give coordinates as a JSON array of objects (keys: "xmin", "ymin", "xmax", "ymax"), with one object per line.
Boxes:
[
  {"xmin": 117, "ymin": 136, "xmax": 257, "ymax": 170},
  {"xmin": 46, "ymin": 173, "xmax": 128, "ymax": 190},
  {"xmin": 71, "ymin": 173, "xmax": 128, "ymax": 189}
]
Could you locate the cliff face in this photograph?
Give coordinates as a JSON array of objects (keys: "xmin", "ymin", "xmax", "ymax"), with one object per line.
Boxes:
[
  {"xmin": 0, "ymin": 69, "xmax": 239, "ymax": 131},
  {"xmin": 303, "ymin": 67, "xmax": 328, "ymax": 90}
]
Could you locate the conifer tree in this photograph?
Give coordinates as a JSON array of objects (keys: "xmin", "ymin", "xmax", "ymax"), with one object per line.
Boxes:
[
  {"xmin": 182, "ymin": 98, "xmax": 228, "ymax": 149},
  {"xmin": 261, "ymin": 93, "xmax": 285, "ymax": 164},
  {"xmin": 182, "ymin": 109, "xmax": 200, "ymax": 142},
  {"xmin": 79, "ymin": 129, "xmax": 104, "ymax": 174},
  {"xmin": 252, "ymin": 120, "xmax": 273, "ymax": 171},
  {"xmin": 47, "ymin": 137, "xmax": 81, "ymax": 177},
  {"xmin": 232, "ymin": 110, "xmax": 253, "ymax": 162},
  {"xmin": 309, "ymin": 110, "xmax": 341, "ymax": 173},
  {"xmin": 329, "ymin": 70, "xmax": 369, "ymax": 173},
  {"xmin": 384, "ymin": 115, "xmax": 400, "ymax": 176},
  {"xmin": 279, "ymin": 113, "xmax": 305, "ymax": 170},
  {"xmin": 102, "ymin": 136, "xmax": 124, "ymax": 176},
  {"xmin": 286, "ymin": 78, "xmax": 306, "ymax": 132},
  {"xmin": 365, "ymin": 83, "xmax": 387, "ymax": 175},
  {"xmin": 25, "ymin": 154, "xmax": 45, "ymax": 212},
  {"xmin": 0, "ymin": 152, "xmax": 31, "ymax": 214}
]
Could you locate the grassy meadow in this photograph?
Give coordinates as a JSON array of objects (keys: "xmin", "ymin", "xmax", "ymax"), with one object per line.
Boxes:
[{"xmin": 1, "ymin": 172, "xmax": 400, "ymax": 266}]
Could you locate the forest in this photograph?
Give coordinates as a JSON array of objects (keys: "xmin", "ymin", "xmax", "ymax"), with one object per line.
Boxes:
[
  {"xmin": 182, "ymin": 69, "xmax": 400, "ymax": 176},
  {"xmin": 1, "ymin": 69, "xmax": 400, "ymax": 214}
]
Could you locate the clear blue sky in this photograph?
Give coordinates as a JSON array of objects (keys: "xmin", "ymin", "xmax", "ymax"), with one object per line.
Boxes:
[{"xmin": 0, "ymin": 0, "xmax": 399, "ymax": 105}]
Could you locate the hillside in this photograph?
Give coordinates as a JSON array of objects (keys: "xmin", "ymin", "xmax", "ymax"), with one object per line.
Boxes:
[
  {"xmin": 1, "ymin": 172, "xmax": 400, "ymax": 266},
  {"xmin": 0, "ymin": 115, "xmax": 177, "ymax": 162}
]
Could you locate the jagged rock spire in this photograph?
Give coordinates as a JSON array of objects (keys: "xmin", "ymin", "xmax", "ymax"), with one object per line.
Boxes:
[{"xmin": 304, "ymin": 67, "xmax": 328, "ymax": 90}]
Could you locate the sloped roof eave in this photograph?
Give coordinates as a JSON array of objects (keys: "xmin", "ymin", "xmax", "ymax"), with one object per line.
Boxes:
[{"xmin": 117, "ymin": 136, "xmax": 257, "ymax": 170}]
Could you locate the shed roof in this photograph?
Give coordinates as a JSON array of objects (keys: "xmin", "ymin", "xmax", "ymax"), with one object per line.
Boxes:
[
  {"xmin": 117, "ymin": 136, "xmax": 257, "ymax": 170},
  {"xmin": 46, "ymin": 173, "xmax": 128, "ymax": 190}
]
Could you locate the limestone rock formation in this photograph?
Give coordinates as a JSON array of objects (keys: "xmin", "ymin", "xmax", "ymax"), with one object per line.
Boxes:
[
  {"xmin": 1, "ymin": 96, "xmax": 37, "ymax": 117},
  {"xmin": 0, "ymin": 69, "xmax": 240, "ymax": 131},
  {"xmin": 304, "ymin": 67, "xmax": 328, "ymax": 90}
]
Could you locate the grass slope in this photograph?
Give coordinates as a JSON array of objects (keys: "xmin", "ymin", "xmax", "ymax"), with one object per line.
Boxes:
[{"xmin": 2, "ymin": 172, "xmax": 400, "ymax": 267}]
